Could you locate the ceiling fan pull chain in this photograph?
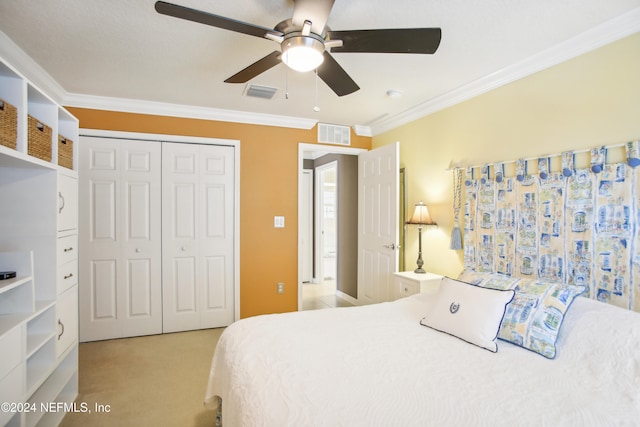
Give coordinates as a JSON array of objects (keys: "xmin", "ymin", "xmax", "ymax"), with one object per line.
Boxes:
[
  {"xmin": 313, "ymin": 69, "xmax": 320, "ymax": 112},
  {"xmin": 285, "ymin": 65, "xmax": 289, "ymax": 100}
]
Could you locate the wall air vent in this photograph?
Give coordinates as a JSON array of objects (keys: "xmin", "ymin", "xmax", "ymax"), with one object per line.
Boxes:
[
  {"xmin": 318, "ymin": 123, "xmax": 351, "ymax": 146},
  {"xmin": 244, "ymin": 84, "xmax": 278, "ymax": 100}
]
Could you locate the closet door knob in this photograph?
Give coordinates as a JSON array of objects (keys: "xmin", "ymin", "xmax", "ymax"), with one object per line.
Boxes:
[
  {"xmin": 135, "ymin": 248, "xmax": 141, "ymax": 253},
  {"xmin": 181, "ymin": 246, "xmax": 186, "ymax": 251}
]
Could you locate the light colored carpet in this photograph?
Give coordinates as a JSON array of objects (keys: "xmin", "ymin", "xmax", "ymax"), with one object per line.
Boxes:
[{"xmin": 59, "ymin": 328, "xmax": 225, "ymax": 427}]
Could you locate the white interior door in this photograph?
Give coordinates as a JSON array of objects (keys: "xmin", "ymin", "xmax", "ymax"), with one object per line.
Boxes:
[
  {"xmin": 79, "ymin": 136, "xmax": 162, "ymax": 341},
  {"xmin": 162, "ymin": 142, "xmax": 235, "ymax": 333},
  {"xmin": 358, "ymin": 143, "xmax": 399, "ymax": 305},
  {"xmin": 315, "ymin": 161, "xmax": 338, "ymax": 283},
  {"xmin": 300, "ymin": 169, "xmax": 313, "ymax": 283}
]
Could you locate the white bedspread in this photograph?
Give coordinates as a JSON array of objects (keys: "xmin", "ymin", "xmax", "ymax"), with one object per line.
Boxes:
[{"xmin": 204, "ymin": 293, "xmax": 640, "ymax": 426}]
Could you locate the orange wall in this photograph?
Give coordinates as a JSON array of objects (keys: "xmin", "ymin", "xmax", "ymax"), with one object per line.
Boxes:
[{"xmin": 67, "ymin": 108, "xmax": 371, "ymax": 318}]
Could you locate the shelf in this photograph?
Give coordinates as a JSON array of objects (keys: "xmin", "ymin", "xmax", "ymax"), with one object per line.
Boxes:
[
  {"xmin": 0, "ymin": 279, "xmax": 34, "ymax": 316},
  {"xmin": 0, "ymin": 274, "xmax": 32, "ymax": 295},
  {"xmin": 0, "ymin": 312, "xmax": 30, "ymax": 336},
  {"xmin": 26, "ymin": 305, "xmax": 56, "ymax": 358},
  {"xmin": 26, "ymin": 349, "xmax": 77, "ymax": 427},
  {"xmin": 0, "ymin": 144, "xmax": 57, "ymax": 170},
  {"xmin": 26, "ymin": 338, "xmax": 56, "ymax": 397}
]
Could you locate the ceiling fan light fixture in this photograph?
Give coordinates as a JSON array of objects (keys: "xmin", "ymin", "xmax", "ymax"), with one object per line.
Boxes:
[{"xmin": 281, "ymin": 35, "xmax": 325, "ymax": 73}]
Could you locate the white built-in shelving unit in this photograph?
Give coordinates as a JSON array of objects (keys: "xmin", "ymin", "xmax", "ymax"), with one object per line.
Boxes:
[{"xmin": 0, "ymin": 54, "xmax": 78, "ymax": 427}]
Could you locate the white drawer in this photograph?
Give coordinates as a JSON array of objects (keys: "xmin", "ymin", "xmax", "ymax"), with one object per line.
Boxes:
[
  {"xmin": 0, "ymin": 326, "xmax": 23, "ymax": 379},
  {"xmin": 57, "ymin": 259, "xmax": 78, "ymax": 295},
  {"xmin": 0, "ymin": 363, "xmax": 25, "ymax": 426},
  {"xmin": 396, "ymin": 279, "xmax": 419, "ymax": 299},
  {"xmin": 57, "ymin": 234, "xmax": 78, "ymax": 266}
]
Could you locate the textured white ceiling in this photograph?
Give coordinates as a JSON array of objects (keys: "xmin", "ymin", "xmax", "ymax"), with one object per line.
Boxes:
[{"xmin": 0, "ymin": 0, "xmax": 638, "ymax": 134}]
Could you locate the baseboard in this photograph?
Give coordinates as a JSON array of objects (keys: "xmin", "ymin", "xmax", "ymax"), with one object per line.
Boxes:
[{"xmin": 336, "ymin": 290, "xmax": 358, "ymax": 306}]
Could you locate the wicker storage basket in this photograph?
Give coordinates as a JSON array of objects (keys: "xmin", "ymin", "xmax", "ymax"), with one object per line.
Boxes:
[
  {"xmin": 0, "ymin": 98, "xmax": 18, "ymax": 149},
  {"xmin": 58, "ymin": 135, "xmax": 73, "ymax": 169},
  {"xmin": 28, "ymin": 115, "xmax": 52, "ymax": 162}
]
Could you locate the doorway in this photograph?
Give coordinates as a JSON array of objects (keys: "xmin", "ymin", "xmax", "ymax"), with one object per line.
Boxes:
[{"xmin": 297, "ymin": 144, "xmax": 366, "ymax": 311}]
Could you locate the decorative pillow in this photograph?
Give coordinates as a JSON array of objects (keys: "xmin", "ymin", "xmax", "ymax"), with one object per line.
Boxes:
[
  {"xmin": 458, "ymin": 270, "xmax": 586, "ymax": 359},
  {"xmin": 497, "ymin": 278, "xmax": 585, "ymax": 359},
  {"xmin": 420, "ymin": 276, "xmax": 515, "ymax": 352}
]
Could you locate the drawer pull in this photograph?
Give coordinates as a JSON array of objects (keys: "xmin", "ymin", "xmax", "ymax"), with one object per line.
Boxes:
[
  {"xmin": 58, "ymin": 320, "xmax": 65, "ymax": 340},
  {"xmin": 64, "ymin": 273, "xmax": 74, "ymax": 280},
  {"xmin": 64, "ymin": 247, "xmax": 74, "ymax": 252}
]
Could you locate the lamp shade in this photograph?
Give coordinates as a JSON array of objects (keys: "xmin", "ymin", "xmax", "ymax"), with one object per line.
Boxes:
[{"xmin": 406, "ymin": 202, "xmax": 437, "ymax": 226}]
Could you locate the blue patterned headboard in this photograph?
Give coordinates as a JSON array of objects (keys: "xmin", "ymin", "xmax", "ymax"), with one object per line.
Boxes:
[{"xmin": 462, "ymin": 154, "xmax": 639, "ymax": 313}]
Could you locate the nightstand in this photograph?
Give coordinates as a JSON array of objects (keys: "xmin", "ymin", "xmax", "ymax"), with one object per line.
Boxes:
[{"xmin": 392, "ymin": 271, "xmax": 443, "ymax": 300}]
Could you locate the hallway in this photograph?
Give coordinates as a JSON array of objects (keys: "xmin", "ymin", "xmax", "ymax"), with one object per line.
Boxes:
[{"xmin": 301, "ymin": 280, "xmax": 355, "ymax": 310}]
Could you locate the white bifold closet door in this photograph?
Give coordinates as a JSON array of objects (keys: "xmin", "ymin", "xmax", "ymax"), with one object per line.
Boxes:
[
  {"xmin": 161, "ymin": 142, "xmax": 235, "ymax": 333},
  {"xmin": 80, "ymin": 137, "xmax": 235, "ymax": 341},
  {"xmin": 79, "ymin": 137, "xmax": 162, "ymax": 341}
]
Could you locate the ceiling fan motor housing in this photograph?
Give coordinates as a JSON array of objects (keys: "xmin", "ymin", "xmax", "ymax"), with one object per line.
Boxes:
[{"xmin": 281, "ymin": 32, "xmax": 326, "ymax": 72}]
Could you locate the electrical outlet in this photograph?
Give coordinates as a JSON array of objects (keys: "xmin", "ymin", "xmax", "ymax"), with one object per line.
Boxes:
[{"xmin": 277, "ymin": 282, "xmax": 284, "ymax": 294}]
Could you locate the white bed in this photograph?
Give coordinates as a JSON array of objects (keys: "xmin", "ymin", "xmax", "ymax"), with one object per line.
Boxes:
[{"xmin": 204, "ymin": 281, "xmax": 640, "ymax": 426}]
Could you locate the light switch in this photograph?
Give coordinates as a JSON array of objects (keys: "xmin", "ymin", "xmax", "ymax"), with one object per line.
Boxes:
[{"xmin": 274, "ymin": 216, "xmax": 285, "ymax": 228}]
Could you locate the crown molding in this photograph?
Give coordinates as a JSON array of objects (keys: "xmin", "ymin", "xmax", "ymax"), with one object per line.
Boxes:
[
  {"xmin": 353, "ymin": 125, "xmax": 372, "ymax": 137},
  {"xmin": 63, "ymin": 92, "xmax": 318, "ymax": 130},
  {"xmin": 369, "ymin": 6, "xmax": 640, "ymax": 136}
]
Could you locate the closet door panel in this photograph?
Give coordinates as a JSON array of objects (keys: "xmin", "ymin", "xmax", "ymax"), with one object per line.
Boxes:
[
  {"xmin": 198, "ymin": 145, "xmax": 235, "ymax": 327},
  {"xmin": 91, "ymin": 259, "xmax": 117, "ymax": 319},
  {"xmin": 163, "ymin": 142, "xmax": 235, "ymax": 332},
  {"xmin": 80, "ymin": 136, "xmax": 162, "ymax": 341},
  {"xmin": 162, "ymin": 143, "xmax": 199, "ymax": 332},
  {"xmin": 91, "ymin": 180, "xmax": 116, "ymax": 240},
  {"xmin": 127, "ymin": 258, "xmax": 153, "ymax": 317},
  {"xmin": 206, "ymin": 185, "xmax": 226, "ymax": 238},
  {"xmin": 121, "ymin": 143, "xmax": 162, "ymax": 337},
  {"xmin": 127, "ymin": 182, "xmax": 152, "ymax": 240},
  {"xmin": 174, "ymin": 257, "xmax": 197, "ymax": 312},
  {"xmin": 205, "ymin": 256, "xmax": 226, "ymax": 310},
  {"xmin": 174, "ymin": 183, "xmax": 196, "ymax": 238}
]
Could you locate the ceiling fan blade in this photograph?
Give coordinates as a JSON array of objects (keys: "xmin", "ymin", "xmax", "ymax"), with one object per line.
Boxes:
[
  {"xmin": 155, "ymin": 1, "xmax": 282, "ymax": 39},
  {"xmin": 317, "ymin": 52, "xmax": 359, "ymax": 97},
  {"xmin": 292, "ymin": 0, "xmax": 335, "ymax": 35},
  {"xmin": 224, "ymin": 51, "xmax": 282, "ymax": 83},
  {"xmin": 328, "ymin": 28, "xmax": 442, "ymax": 54}
]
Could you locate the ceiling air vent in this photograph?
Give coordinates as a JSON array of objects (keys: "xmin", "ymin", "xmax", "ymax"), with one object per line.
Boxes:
[
  {"xmin": 244, "ymin": 84, "xmax": 278, "ymax": 100},
  {"xmin": 318, "ymin": 123, "xmax": 351, "ymax": 146}
]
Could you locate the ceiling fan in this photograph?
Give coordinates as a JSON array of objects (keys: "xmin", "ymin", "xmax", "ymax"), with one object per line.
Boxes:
[{"xmin": 155, "ymin": 0, "xmax": 441, "ymax": 97}]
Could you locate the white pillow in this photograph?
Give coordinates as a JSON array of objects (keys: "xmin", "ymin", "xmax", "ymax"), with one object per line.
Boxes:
[{"xmin": 420, "ymin": 277, "xmax": 515, "ymax": 352}]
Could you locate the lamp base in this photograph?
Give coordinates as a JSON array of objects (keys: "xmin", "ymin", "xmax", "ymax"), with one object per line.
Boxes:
[{"xmin": 414, "ymin": 267, "xmax": 426, "ymax": 274}]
